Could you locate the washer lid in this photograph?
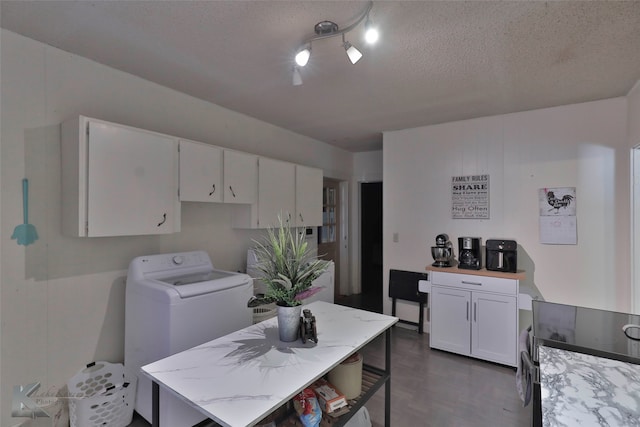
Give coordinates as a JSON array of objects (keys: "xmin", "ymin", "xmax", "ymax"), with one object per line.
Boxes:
[{"xmin": 155, "ymin": 270, "xmax": 250, "ymax": 298}]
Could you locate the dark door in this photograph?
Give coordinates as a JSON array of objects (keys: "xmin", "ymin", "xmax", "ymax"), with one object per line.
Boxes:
[{"xmin": 360, "ymin": 182, "xmax": 383, "ymax": 313}]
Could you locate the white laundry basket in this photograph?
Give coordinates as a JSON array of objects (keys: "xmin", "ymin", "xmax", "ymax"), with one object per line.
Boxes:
[
  {"xmin": 253, "ymin": 303, "xmax": 277, "ymax": 324},
  {"xmin": 67, "ymin": 361, "xmax": 136, "ymax": 427}
]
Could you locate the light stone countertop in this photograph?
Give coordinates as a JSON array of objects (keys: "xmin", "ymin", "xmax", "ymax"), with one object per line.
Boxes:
[
  {"xmin": 539, "ymin": 346, "xmax": 640, "ymax": 426},
  {"xmin": 141, "ymin": 301, "xmax": 398, "ymax": 427}
]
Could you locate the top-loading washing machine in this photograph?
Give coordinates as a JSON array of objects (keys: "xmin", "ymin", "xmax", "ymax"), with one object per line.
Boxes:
[{"xmin": 125, "ymin": 250, "xmax": 252, "ymax": 427}]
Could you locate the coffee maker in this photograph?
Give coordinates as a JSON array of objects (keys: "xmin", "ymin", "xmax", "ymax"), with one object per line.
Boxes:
[
  {"xmin": 485, "ymin": 239, "xmax": 517, "ymax": 273},
  {"xmin": 458, "ymin": 237, "xmax": 482, "ymax": 270}
]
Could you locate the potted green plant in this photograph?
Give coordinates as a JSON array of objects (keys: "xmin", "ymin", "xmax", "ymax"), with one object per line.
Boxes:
[{"xmin": 248, "ymin": 215, "xmax": 329, "ymax": 341}]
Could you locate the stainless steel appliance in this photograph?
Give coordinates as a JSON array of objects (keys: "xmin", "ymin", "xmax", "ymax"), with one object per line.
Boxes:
[
  {"xmin": 485, "ymin": 239, "xmax": 517, "ymax": 273},
  {"xmin": 431, "ymin": 234, "xmax": 453, "ymax": 267},
  {"xmin": 458, "ymin": 237, "xmax": 481, "ymax": 270}
]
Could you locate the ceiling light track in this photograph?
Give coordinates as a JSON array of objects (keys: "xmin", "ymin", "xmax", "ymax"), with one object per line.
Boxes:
[{"xmin": 292, "ymin": 1, "xmax": 378, "ymax": 85}]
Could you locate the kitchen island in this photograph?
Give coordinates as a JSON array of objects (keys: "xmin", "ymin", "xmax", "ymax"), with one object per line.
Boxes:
[{"xmin": 141, "ymin": 301, "xmax": 398, "ymax": 427}]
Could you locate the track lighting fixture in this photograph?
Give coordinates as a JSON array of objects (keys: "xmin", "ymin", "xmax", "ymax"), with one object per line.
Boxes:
[{"xmin": 291, "ymin": 1, "xmax": 377, "ymax": 85}]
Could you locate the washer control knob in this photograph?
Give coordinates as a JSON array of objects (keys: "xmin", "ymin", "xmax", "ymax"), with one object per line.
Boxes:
[{"xmin": 172, "ymin": 255, "xmax": 184, "ymax": 265}]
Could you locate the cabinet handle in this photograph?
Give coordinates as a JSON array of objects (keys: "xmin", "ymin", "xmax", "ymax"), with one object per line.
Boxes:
[
  {"xmin": 229, "ymin": 186, "xmax": 236, "ymax": 198},
  {"xmin": 466, "ymin": 302, "xmax": 469, "ymax": 321},
  {"xmin": 157, "ymin": 213, "xmax": 167, "ymax": 227},
  {"xmin": 474, "ymin": 302, "xmax": 477, "ymax": 322},
  {"xmin": 462, "ymin": 280, "xmax": 482, "ymax": 286},
  {"xmin": 299, "ymin": 213, "xmax": 304, "ymax": 223},
  {"xmin": 209, "ymin": 184, "xmax": 216, "ymax": 196}
]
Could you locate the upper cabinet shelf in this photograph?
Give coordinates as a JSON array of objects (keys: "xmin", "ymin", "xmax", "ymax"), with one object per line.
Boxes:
[
  {"xmin": 178, "ymin": 141, "xmax": 259, "ymax": 205},
  {"xmin": 61, "ymin": 116, "xmax": 180, "ymax": 237},
  {"xmin": 179, "ymin": 139, "xmax": 223, "ymax": 203},
  {"xmin": 62, "ymin": 116, "xmax": 322, "ymax": 235},
  {"xmin": 231, "ymin": 159, "xmax": 323, "ymax": 229}
]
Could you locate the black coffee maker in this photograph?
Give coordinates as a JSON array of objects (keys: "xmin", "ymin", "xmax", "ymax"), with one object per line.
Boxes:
[
  {"xmin": 485, "ymin": 239, "xmax": 517, "ymax": 273},
  {"xmin": 458, "ymin": 237, "xmax": 481, "ymax": 270}
]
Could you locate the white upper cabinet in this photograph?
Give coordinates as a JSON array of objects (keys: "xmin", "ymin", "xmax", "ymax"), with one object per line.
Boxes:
[
  {"xmin": 223, "ymin": 149, "xmax": 257, "ymax": 204},
  {"xmin": 179, "ymin": 140, "xmax": 223, "ymax": 203},
  {"xmin": 61, "ymin": 116, "xmax": 180, "ymax": 237},
  {"xmin": 258, "ymin": 157, "xmax": 296, "ymax": 228},
  {"xmin": 232, "ymin": 158, "xmax": 323, "ymax": 229},
  {"xmin": 295, "ymin": 165, "xmax": 323, "ymax": 227}
]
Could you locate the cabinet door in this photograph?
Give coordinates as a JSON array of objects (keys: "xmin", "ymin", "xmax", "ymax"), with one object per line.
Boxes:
[
  {"xmin": 430, "ymin": 286, "xmax": 471, "ymax": 356},
  {"xmin": 471, "ymin": 292, "xmax": 518, "ymax": 366},
  {"xmin": 295, "ymin": 165, "xmax": 322, "ymax": 227},
  {"xmin": 179, "ymin": 140, "xmax": 223, "ymax": 202},
  {"xmin": 223, "ymin": 150, "xmax": 257, "ymax": 204},
  {"xmin": 258, "ymin": 157, "xmax": 296, "ymax": 228},
  {"xmin": 86, "ymin": 120, "xmax": 179, "ymax": 236}
]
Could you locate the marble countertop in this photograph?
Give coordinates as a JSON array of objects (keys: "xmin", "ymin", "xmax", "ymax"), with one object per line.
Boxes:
[
  {"xmin": 141, "ymin": 301, "xmax": 398, "ymax": 427},
  {"xmin": 539, "ymin": 346, "xmax": 640, "ymax": 426}
]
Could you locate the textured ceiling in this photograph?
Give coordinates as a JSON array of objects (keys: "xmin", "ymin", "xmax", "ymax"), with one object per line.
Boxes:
[{"xmin": 2, "ymin": 1, "xmax": 640, "ymax": 152}]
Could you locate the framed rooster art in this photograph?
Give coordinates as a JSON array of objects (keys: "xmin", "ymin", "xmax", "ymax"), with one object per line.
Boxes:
[{"xmin": 538, "ymin": 187, "xmax": 577, "ymax": 244}]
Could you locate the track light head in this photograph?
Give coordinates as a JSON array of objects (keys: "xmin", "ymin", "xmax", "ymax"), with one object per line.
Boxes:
[
  {"xmin": 342, "ymin": 34, "xmax": 363, "ymax": 65},
  {"xmin": 364, "ymin": 16, "xmax": 379, "ymax": 45},
  {"xmin": 295, "ymin": 45, "xmax": 311, "ymax": 67},
  {"xmin": 292, "ymin": 67, "xmax": 303, "ymax": 86}
]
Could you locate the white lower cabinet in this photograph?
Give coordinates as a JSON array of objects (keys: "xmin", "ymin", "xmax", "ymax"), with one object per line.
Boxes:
[
  {"xmin": 429, "ymin": 269, "xmax": 519, "ymax": 367},
  {"xmin": 471, "ymin": 291, "xmax": 517, "ymax": 364},
  {"xmin": 430, "ymin": 286, "xmax": 471, "ymax": 355}
]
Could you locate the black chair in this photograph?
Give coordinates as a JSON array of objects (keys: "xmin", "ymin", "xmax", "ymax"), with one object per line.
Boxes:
[{"xmin": 388, "ymin": 269, "xmax": 428, "ymax": 334}]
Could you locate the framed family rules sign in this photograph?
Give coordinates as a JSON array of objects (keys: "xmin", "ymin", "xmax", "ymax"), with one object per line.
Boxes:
[{"xmin": 451, "ymin": 175, "xmax": 490, "ymax": 219}]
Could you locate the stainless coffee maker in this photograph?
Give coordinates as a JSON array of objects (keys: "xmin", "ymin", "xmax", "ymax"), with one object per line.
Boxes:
[
  {"xmin": 431, "ymin": 234, "xmax": 454, "ymax": 267},
  {"xmin": 458, "ymin": 237, "xmax": 482, "ymax": 270}
]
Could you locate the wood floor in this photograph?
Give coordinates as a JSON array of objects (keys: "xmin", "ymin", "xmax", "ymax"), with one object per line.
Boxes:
[
  {"xmin": 358, "ymin": 325, "xmax": 532, "ymax": 427},
  {"xmin": 128, "ymin": 305, "xmax": 532, "ymax": 427}
]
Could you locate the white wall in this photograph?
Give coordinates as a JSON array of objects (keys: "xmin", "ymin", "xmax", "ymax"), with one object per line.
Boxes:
[
  {"xmin": 383, "ymin": 98, "xmax": 630, "ymax": 324},
  {"xmin": 349, "ymin": 151, "xmax": 383, "ymax": 294},
  {"xmin": 0, "ymin": 30, "xmax": 353, "ymax": 426}
]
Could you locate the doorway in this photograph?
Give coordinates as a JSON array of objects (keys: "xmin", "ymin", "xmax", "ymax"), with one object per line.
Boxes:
[
  {"xmin": 360, "ymin": 182, "xmax": 383, "ymax": 313},
  {"xmin": 318, "ymin": 178, "xmax": 341, "ymax": 301}
]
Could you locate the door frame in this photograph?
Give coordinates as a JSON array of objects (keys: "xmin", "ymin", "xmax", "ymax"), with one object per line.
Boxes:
[{"xmin": 632, "ymin": 145, "xmax": 640, "ymax": 313}]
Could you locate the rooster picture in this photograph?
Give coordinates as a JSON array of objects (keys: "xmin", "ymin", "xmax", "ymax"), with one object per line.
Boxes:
[{"xmin": 546, "ymin": 190, "xmax": 574, "ymax": 213}]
